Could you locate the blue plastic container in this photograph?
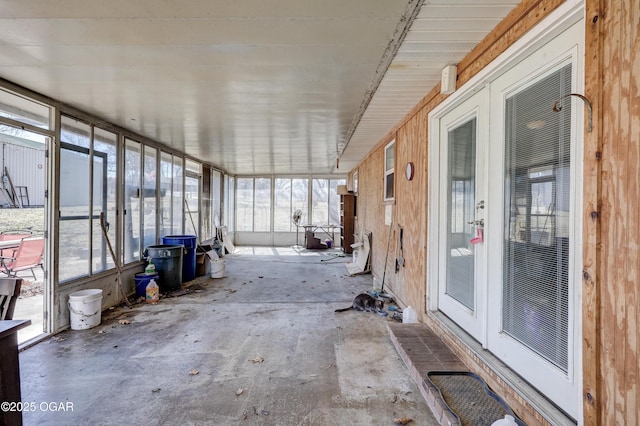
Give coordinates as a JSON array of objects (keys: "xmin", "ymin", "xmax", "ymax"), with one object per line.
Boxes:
[
  {"xmin": 134, "ymin": 272, "xmax": 159, "ymax": 298},
  {"xmin": 161, "ymin": 235, "xmax": 197, "ymax": 282}
]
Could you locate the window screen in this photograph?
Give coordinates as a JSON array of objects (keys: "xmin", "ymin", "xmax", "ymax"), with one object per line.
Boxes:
[{"xmin": 502, "ymin": 64, "xmax": 571, "ymax": 371}]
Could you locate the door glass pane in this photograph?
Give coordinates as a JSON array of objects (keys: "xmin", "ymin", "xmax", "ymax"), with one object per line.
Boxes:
[
  {"xmin": 503, "ymin": 64, "xmax": 571, "ymax": 371},
  {"xmin": 93, "ymin": 128, "xmax": 117, "ymax": 273},
  {"xmin": 59, "ymin": 117, "xmax": 92, "ymax": 281},
  {"xmin": 59, "ymin": 146, "xmax": 90, "ymax": 281},
  {"xmin": 446, "ymin": 118, "xmax": 476, "ymax": 310},
  {"xmin": 185, "ymin": 175, "xmax": 199, "ymax": 236},
  {"xmin": 91, "ymin": 152, "xmax": 107, "ymax": 272}
]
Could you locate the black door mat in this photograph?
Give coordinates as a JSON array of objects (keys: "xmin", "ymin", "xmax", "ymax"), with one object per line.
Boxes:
[{"xmin": 426, "ymin": 371, "xmax": 526, "ymax": 426}]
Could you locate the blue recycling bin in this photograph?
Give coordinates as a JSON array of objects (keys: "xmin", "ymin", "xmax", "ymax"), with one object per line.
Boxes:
[{"xmin": 161, "ymin": 235, "xmax": 197, "ymax": 282}]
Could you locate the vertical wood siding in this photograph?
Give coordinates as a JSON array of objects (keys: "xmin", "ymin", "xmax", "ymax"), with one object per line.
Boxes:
[
  {"xmin": 353, "ymin": 0, "xmax": 640, "ymax": 422},
  {"xmin": 350, "ymin": 0, "xmax": 606, "ymax": 424},
  {"xmin": 594, "ymin": 0, "xmax": 640, "ymax": 424},
  {"xmin": 393, "ymin": 109, "xmax": 428, "ymax": 320},
  {"xmin": 582, "ymin": 0, "xmax": 602, "ymax": 423}
]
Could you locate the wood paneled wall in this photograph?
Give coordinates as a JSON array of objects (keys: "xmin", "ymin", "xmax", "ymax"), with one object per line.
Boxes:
[
  {"xmin": 392, "ymin": 108, "xmax": 429, "ymax": 320},
  {"xmin": 585, "ymin": 0, "xmax": 640, "ymax": 424},
  {"xmin": 353, "ymin": 0, "xmax": 640, "ymax": 423}
]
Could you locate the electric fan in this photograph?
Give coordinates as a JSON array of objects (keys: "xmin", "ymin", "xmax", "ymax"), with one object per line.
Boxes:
[{"xmin": 292, "ymin": 209, "xmax": 303, "ymax": 247}]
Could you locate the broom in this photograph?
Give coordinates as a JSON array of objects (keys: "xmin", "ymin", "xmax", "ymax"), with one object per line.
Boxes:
[{"xmin": 99, "ymin": 212, "xmax": 131, "ymax": 307}]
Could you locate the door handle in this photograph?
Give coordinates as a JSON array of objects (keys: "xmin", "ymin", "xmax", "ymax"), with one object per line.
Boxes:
[{"xmin": 467, "ymin": 219, "xmax": 484, "ymax": 227}]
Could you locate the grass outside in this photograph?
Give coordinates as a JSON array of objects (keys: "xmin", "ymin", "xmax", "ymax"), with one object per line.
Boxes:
[{"xmin": 0, "ymin": 206, "xmax": 45, "ymax": 235}]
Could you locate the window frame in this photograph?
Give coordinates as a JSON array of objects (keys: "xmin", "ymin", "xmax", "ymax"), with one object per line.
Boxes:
[{"xmin": 383, "ymin": 139, "xmax": 396, "ymax": 201}]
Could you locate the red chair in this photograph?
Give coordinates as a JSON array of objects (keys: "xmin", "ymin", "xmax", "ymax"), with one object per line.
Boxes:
[
  {"xmin": 0, "ymin": 237, "xmax": 44, "ymax": 280},
  {"xmin": 0, "ymin": 231, "xmax": 32, "ymax": 256}
]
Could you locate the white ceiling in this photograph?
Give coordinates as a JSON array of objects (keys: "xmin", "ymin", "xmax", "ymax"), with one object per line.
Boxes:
[{"xmin": 0, "ymin": 0, "xmax": 519, "ymax": 176}]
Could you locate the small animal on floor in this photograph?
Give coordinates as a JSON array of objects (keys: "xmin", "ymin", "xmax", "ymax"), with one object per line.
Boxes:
[{"xmin": 335, "ymin": 293, "xmax": 384, "ymax": 313}]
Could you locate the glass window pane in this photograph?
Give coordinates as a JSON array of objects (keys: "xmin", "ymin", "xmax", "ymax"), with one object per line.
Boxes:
[
  {"xmin": 92, "ymin": 128, "xmax": 117, "ymax": 273},
  {"xmin": 502, "ymin": 64, "xmax": 571, "ymax": 371},
  {"xmin": 227, "ymin": 176, "xmax": 235, "ymax": 232},
  {"xmin": 200, "ymin": 167, "xmax": 212, "ymax": 242},
  {"xmin": 185, "ymin": 175, "xmax": 199, "ymax": 236},
  {"xmin": 61, "ymin": 116, "xmax": 90, "ymax": 148},
  {"xmin": 254, "ymin": 178, "xmax": 271, "ymax": 232},
  {"xmin": 142, "ymin": 146, "xmax": 157, "ymax": 249},
  {"xmin": 211, "ymin": 170, "xmax": 222, "ymax": 230},
  {"xmin": 353, "ymin": 171, "xmax": 359, "ymax": 194},
  {"xmin": 160, "ymin": 152, "xmax": 173, "ymax": 237},
  {"xmin": 274, "ymin": 178, "xmax": 292, "ymax": 232},
  {"xmin": 329, "ymin": 179, "xmax": 344, "ymax": 226},
  {"xmin": 385, "ymin": 173, "xmax": 394, "ymax": 199},
  {"xmin": 446, "ymin": 118, "xmax": 476, "ymax": 310},
  {"xmin": 384, "ymin": 141, "xmax": 396, "ymax": 199},
  {"xmin": 172, "ymin": 156, "xmax": 184, "ymax": 235},
  {"xmin": 312, "ymin": 179, "xmax": 328, "ymax": 225},
  {"xmin": 385, "ymin": 142, "xmax": 395, "ymax": 171},
  {"xmin": 0, "ymin": 88, "xmax": 51, "ymax": 130},
  {"xmin": 236, "ymin": 178, "xmax": 253, "ymax": 231},
  {"xmin": 185, "ymin": 159, "xmax": 201, "ymax": 175},
  {"xmin": 124, "ymin": 139, "xmax": 141, "ymax": 263},
  {"xmin": 59, "ymin": 146, "xmax": 90, "ymax": 281},
  {"xmin": 292, "ymin": 179, "xmax": 308, "ymax": 225}
]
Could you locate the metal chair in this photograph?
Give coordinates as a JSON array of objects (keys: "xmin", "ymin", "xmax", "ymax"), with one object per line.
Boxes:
[
  {"xmin": 0, "ymin": 237, "xmax": 44, "ymax": 280},
  {"xmin": 0, "ymin": 230, "xmax": 32, "ymax": 239},
  {"xmin": 0, "ymin": 231, "xmax": 33, "ymax": 256},
  {"xmin": 0, "ymin": 277, "xmax": 22, "ymax": 320}
]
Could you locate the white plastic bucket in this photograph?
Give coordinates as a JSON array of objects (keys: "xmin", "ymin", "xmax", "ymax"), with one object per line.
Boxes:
[
  {"xmin": 69, "ymin": 289, "xmax": 103, "ymax": 330},
  {"xmin": 210, "ymin": 259, "xmax": 225, "ymax": 278}
]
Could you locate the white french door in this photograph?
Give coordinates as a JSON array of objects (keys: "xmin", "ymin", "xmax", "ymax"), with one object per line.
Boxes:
[
  {"xmin": 484, "ymin": 23, "xmax": 582, "ymax": 418},
  {"xmin": 430, "ymin": 16, "xmax": 583, "ymax": 419},
  {"xmin": 436, "ymin": 88, "xmax": 488, "ymax": 342}
]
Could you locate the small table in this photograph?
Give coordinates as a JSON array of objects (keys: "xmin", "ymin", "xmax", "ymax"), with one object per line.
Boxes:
[
  {"xmin": 0, "ymin": 320, "xmax": 31, "ymax": 426},
  {"xmin": 302, "ymin": 224, "xmax": 338, "ymax": 248}
]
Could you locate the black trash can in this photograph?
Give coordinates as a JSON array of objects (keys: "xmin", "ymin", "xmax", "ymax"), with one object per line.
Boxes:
[
  {"xmin": 145, "ymin": 244, "xmax": 184, "ymax": 291},
  {"xmin": 161, "ymin": 235, "xmax": 197, "ymax": 282}
]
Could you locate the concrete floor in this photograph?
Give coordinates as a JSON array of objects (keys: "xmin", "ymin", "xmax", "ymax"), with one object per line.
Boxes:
[
  {"xmin": 11, "ymin": 268, "xmax": 46, "ymax": 344},
  {"xmin": 19, "ymin": 248, "xmax": 439, "ymax": 425}
]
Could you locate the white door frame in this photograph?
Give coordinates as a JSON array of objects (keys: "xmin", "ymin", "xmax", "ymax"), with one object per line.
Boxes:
[
  {"xmin": 435, "ymin": 88, "xmax": 489, "ymax": 344},
  {"xmin": 427, "ymin": 0, "xmax": 584, "ymax": 420}
]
